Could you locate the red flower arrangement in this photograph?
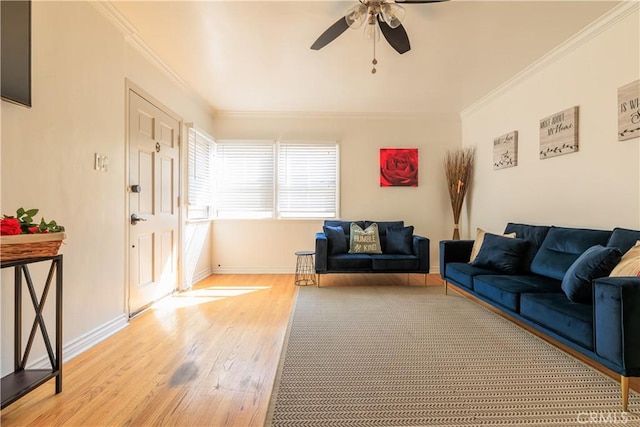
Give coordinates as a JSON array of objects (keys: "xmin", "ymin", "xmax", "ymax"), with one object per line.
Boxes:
[{"xmin": 0, "ymin": 208, "xmax": 65, "ymax": 236}]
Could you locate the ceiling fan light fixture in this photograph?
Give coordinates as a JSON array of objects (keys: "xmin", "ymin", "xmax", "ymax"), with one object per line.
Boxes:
[
  {"xmin": 364, "ymin": 15, "xmax": 381, "ymax": 41},
  {"xmin": 345, "ymin": 4, "xmax": 367, "ymax": 29},
  {"xmin": 381, "ymin": 2, "xmax": 405, "ymax": 29}
]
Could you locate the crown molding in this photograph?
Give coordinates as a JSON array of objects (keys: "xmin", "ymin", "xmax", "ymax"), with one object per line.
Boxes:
[
  {"xmin": 461, "ymin": 1, "xmax": 639, "ymax": 119},
  {"xmin": 89, "ymin": 0, "xmax": 215, "ymax": 116},
  {"xmin": 213, "ymin": 110, "xmax": 460, "ymax": 121}
]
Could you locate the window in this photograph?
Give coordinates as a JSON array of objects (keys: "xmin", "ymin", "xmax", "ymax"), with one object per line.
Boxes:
[
  {"xmin": 187, "ymin": 125, "xmax": 215, "ymax": 220},
  {"xmin": 213, "ymin": 140, "xmax": 339, "ymax": 219},
  {"xmin": 214, "ymin": 141, "xmax": 275, "ymax": 219},
  {"xmin": 277, "ymin": 142, "xmax": 338, "ymax": 218}
]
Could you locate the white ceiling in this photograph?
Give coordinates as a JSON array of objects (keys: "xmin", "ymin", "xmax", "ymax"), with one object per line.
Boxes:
[{"xmin": 109, "ymin": 1, "xmax": 619, "ymax": 115}]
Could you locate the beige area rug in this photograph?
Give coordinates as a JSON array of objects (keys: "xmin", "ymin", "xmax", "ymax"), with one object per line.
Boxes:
[{"xmin": 265, "ymin": 286, "xmax": 640, "ymax": 426}]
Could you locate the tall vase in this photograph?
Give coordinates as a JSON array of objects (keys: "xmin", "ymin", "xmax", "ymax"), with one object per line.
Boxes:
[{"xmin": 452, "ymin": 224, "xmax": 460, "ymax": 240}]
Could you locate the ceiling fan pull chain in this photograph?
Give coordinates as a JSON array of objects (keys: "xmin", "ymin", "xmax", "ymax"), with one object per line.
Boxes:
[{"xmin": 371, "ymin": 31, "xmax": 377, "ymax": 74}]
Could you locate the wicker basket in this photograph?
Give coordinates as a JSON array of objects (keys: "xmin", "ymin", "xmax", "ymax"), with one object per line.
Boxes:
[{"xmin": 0, "ymin": 232, "xmax": 66, "ymax": 261}]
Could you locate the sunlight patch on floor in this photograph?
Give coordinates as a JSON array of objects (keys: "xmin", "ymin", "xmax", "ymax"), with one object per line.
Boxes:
[{"xmin": 151, "ymin": 286, "xmax": 269, "ymax": 310}]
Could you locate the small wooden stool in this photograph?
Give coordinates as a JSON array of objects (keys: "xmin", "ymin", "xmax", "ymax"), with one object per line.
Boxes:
[{"xmin": 294, "ymin": 251, "xmax": 316, "ymax": 286}]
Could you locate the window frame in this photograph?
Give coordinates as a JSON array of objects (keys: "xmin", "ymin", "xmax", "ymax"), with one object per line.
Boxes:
[{"xmin": 211, "ymin": 139, "xmax": 340, "ymax": 220}]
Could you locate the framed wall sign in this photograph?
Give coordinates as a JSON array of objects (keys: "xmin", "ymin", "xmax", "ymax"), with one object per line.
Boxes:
[
  {"xmin": 493, "ymin": 131, "xmax": 518, "ymax": 170},
  {"xmin": 539, "ymin": 106, "xmax": 579, "ymax": 159},
  {"xmin": 618, "ymin": 79, "xmax": 640, "ymax": 142}
]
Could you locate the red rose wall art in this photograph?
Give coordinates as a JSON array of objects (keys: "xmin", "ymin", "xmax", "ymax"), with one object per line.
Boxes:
[{"xmin": 379, "ymin": 148, "xmax": 418, "ymax": 187}]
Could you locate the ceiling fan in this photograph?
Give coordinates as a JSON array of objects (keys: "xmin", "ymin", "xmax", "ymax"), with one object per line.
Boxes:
[{"xmin": 311, "ymin": 0, "xmax": 449, "ymax": 73}]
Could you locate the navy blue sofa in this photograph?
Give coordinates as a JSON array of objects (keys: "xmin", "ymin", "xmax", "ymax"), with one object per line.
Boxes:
[
  {"xmin": 315, "ymin": 220, "xmax": 430, "ymax": 284},
  {"xmin": 440, "ymin": 223, "xmax": 640, "ymax": 410}
]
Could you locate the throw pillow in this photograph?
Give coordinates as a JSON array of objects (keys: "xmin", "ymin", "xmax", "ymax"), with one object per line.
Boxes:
[
  {"xmin": 386, "ymin": 226, "xmax": 414, "ymax": 255},
  {"xmin": 469, "ymin": 228, "xmax": 516, "ymax": 263},
  {"xmin": 323, "ymin": 225, "xmax": 348, "ymax": 255},
  {"xmin": 471, "ymin": 233, "xmax": 529, "ymax": 274},
  {"xmin": 609, "ymin": 240, "xmax": 640, "ymax": 277},
  {"xmin": 561, "ymin": 245, "xmax": 623, "ymax": 303},
  {"xmin": 349, "ymin": 222, "xmax": 382, "ymax": 254}
]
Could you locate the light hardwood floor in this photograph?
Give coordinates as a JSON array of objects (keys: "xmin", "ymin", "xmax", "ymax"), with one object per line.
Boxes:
[
  {"xmin": 0, "ymin": 274, "xmax": 436, "ymax": 427},
  {"xmin": 1, "ymin": 274, "xmax": 637, "ymax": 426}
]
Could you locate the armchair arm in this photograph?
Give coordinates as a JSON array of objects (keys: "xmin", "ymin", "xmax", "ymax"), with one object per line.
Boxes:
[
  {"xmin": 413, "ymin": 235, "xmax": 430, "ymax": 273},
  {"xmin": 594, "ymin": 276, "xmax": 640, "ymax": 376},
  {"xmin": 315, "ymin": 232, "xmax": 328, "ymax": 273},
  {"xmin": 439, "ymin": 239, "xmax": 474, "ymax": 279}
]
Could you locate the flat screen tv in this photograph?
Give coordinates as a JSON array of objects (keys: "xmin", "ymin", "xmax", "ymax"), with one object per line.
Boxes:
[{"xmin": 1, "ymin": 0, "xmax": 31, "ymax": 107}]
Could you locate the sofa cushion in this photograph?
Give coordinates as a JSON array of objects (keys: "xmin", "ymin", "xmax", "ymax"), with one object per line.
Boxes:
[
  {"xmin": 323, "ymin": 225, "xmax": 348, "ymax": 255},
  {"xmin": 471, "ymin": 233, "xmax": 530, "ymax": 274},
  {"xmin": 530, "ymin": 227, "xmax": 612, "ymax": 281},
  {"xmin": 324, "ymin": 220, "xmax": 365, "ymax": 235},
  {"xmin": 349, "ymin": 223, "xmax": 382, "ymax": 254},
  {"xmin": 365, "ymin": 221, "xmax": 404, "ymax": 251},
  {"xmin": 474, "ymin": 274, "xmax": 561, "ymax": 313},
  {"xmin": 561, "ymin": 245, "xmax": 622, "ymax": 303},
  {"xmin": 607, "ymin": 227, "xmax": 640, "ymax": 254},
  {"xmin": 327, "ymin": 253, "xmax": 372, "ymax": 271},
  {"xmin": 609, "ymin": 241, "xmax": 640, "ymax": 277},
  {"xmin": 386, "ymin": 226, "xmax": 414, "ymax": 255},
  {"xmin": 503, "ymin": 223, "xmax": 551, "ymax": 273},
  {"xmin": 445, "ymin": 262, "xmax": 507, "ymax": 291},
  {"xmin": 469, "ymin": 228, "xmax": 516, "ymax": 263},
  {"xmin": 371, "ymin": 254, "xmax": 419, "ymax": 271},
  {"xmin": 520, "ymin": 293, "xmax": 594, "ymax": 349}
]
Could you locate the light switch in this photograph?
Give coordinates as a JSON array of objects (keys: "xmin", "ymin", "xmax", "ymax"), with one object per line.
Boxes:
[{"xmin": 94, "ymin": 153, "xmax": 109, "ymax": 172}]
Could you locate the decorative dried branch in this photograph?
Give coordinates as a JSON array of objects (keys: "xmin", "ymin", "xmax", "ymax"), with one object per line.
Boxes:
[{"xmin": 444, "ymin": 146, "xmax": 476, "ymax": 239}]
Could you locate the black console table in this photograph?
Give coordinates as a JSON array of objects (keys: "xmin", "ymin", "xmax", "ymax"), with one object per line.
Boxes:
[{"xmin": 1, "ymin": 255, "xmax": 63, "ymax": 409}]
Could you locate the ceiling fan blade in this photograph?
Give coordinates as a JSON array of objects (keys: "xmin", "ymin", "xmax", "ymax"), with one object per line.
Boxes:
[
  {"xmin": 310, "ymin": 17, "xmax": 350, "ymax": 50},
  {"xmin": 378, "ymin": 21, "xmax": 411, "ymax": 54}
]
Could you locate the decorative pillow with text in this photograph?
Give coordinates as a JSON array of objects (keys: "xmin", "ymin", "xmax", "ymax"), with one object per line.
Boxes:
[{"xmin": 349, "ymin": 223, "xmax": 382, "ymax": 254}]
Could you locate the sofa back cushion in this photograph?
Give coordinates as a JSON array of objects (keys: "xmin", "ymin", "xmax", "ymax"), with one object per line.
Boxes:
[
  {"xmin": 324, "ymin": 220, "xmax": 365, "ymax": 235},
  {"xmin": 606, "ymin": 227, "xmax": 640, "ymax": 254},
  {"xmin": 530, "ymin": 227, "xmax": 612, "ymax": 280},
  {"xmin": 323, "ymin": 221, "xmax": 406, "ymax": 254},
  {"xmin": 503, "ymin": 223, "xmax": 551, "ymax": 272}
]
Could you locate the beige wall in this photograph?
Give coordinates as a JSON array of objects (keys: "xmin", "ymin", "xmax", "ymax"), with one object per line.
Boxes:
[
  {"xmin": 1, "ymin": 1, "xmax": 214, "ymax": 375},
  {"xmin": 211, "ymin": 112, "xmax": 461, "ymax": 273},
  {"xmin": 461, "ymin": 8, "xmax": 640, "ymax": 237}
]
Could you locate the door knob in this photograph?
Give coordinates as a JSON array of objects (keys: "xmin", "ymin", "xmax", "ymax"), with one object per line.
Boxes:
[
  {"xmin": 131, "ymin": 213, "xmax": 147, "ymax": 225},
  {"xmin": 131, "ymin": 185, "xmax": 142, "ymax": 193}
]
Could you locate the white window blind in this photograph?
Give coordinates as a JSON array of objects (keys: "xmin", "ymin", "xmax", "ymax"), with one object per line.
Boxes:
[
  {"xmin": 214, "ymin": 141, "xmax": 275, "ymax": 219},
  {"xmin": 187, "ymin": 125, "xmax": 214, "ymax": 219},
  {"xmin": 277, "ymin": 142, "xmax": 338, "ymax": 218}
]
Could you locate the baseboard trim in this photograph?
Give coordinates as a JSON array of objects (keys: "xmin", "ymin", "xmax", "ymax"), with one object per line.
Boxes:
[
  {"xmin": 211, "ymin": 266, "xmax": 441, "ymax": 275},
  {"xmin": 27, "ymin": 314, "xmax": 129, "ymax": 369},
  {"xmin": 212, "ymin": 267, "xmax": 294, "ymax": 274},
  {"xmin": 185, "ymin": 268, "xmax": 213, "ymax": 288}
]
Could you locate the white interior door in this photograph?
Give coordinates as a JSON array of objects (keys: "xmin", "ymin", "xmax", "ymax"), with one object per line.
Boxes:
[{"xmin": 128, "ymin": 89, "xmax": 180, "ymax": 316}]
